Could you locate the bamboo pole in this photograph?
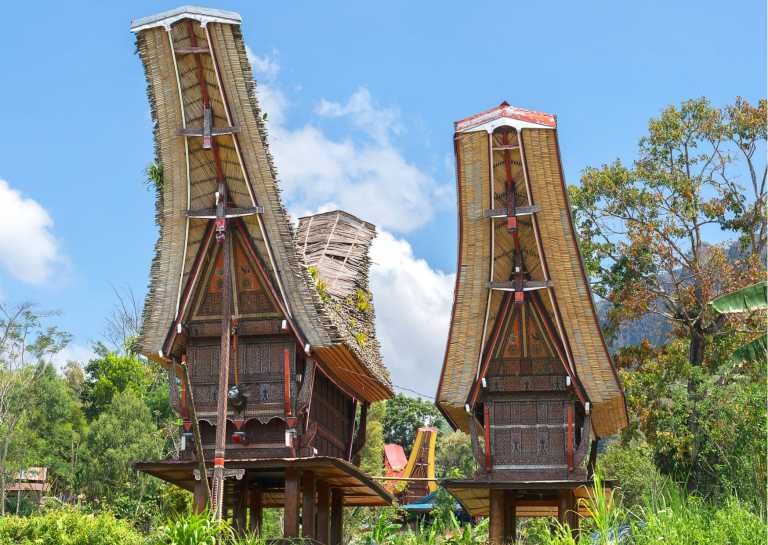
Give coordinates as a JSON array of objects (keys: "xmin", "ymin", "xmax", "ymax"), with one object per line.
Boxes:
[{"xmin": 180, "ymin": 359, "xmax": 211, "ymax": 503}]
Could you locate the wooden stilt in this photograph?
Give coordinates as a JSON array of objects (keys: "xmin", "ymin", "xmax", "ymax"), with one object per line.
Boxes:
[
  {"xmin": 193, "ymin": 479, "xmax": 207, "ymax": 514},
  {"xmin": 233, "ymin": 479, "xmax": 247, "ymax": 536},
  {"xmin": 248, "ymin": 487, "xmax": 262, "ymax": 535},
  {"xmin": 557, "ymin": 489, "xmax": 569, "ymax": 525},
  {"xmin": 302, "ymin": 471, "xmax": 317, "ymax": 539},
  {"xmin": 489, "ymin": 489, "xmax": 505, "ymax": 545},
  {"xmin": 284, "ymin": 469, "xmax": 300, "ymax": 538},
  {"xmin": 330, "ymin": 488, "xmax": 343, "ymax": 545},
  {"xmin": 316, "ymin": 481, "xmax": 331, "ymax": 544},
  {"xmin": 503, "ymin": 491, "xmax": 517, "ymax": 543}
]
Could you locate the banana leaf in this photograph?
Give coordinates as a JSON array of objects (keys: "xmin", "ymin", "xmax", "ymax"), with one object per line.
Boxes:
[
  {"xmin": 710, "ymin": 281, "xmax": 768, "ymax": 314},
  {"xmin": 732, "ymin": 334, "xmax": 768, "ymax": 364}
]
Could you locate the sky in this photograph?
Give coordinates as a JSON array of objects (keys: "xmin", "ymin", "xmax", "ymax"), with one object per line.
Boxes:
[{"xmin": 0, "ymin": 1, "xmax": 764, "ymax": 399}]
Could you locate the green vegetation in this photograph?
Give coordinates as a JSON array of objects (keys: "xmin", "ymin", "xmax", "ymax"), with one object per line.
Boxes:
[{"xmin": 0, "ymin": 97, "xmax": 764, "ymax": 542}]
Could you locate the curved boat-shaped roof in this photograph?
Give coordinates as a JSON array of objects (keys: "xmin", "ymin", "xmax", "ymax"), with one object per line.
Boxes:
[
  {"xmin": 131, "ymin": 6, "xmax": 391, "ymax": 401},
  {"xmin": 436, "ymin": 102, "xmax": 627, "ymax": 438}
]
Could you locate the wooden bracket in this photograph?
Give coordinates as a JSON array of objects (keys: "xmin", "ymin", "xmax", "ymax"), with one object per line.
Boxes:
[
  {"xmin": 187, "ymin": 206, "xmax": 263, "ymax": 219},
  {"xmin": 484, "ymin": 205, "xmax": 540, "ymax": 218},
  {"xmin": 488, "ymin": 280, "xmax": 553, "ymax": 291}
]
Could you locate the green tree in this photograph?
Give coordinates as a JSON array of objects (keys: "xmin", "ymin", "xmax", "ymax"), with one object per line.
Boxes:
[
  {"xmin": 435, "ymin": 430, "xmax": 476, "ymax": 478},
  {"xmin": 570, "ymin": 97, "xmax": 766, "ymax": 490},
  {"xmin": 81, "ymin": 351, "xmax": 170, "ymax": 422},
  {"xmin": 82, "ymin": 389, "xmax": 167, "ymax": 524},
  {"xmin": 11, "ymin": 363, "xmax": 86, "ymax": 502},
  {"xmin": 381, "ymin": 394, "xmax": 447, "ymax": 455},
  {"xmin": 360, "ymin": 401, "xmax": 385, "ymax": 476}
]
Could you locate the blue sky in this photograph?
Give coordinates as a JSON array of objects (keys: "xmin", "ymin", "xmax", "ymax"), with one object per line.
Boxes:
[{"xmin": 0, "ymin": 1, "xmax": 764, "ymax": 397}]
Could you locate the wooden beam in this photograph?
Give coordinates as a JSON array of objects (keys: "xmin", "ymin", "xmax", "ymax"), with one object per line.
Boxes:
[
  {"xmin": 174, "ymin": 46, "xmax": 210, "ymax": 54},
  {"xmin": 211, "ymin": 228, "xmax": 233, "ymax": 519},
  {"xmin": 489, "ymin": 489, "xmax": 505, "ymax": 545},
  {"xmin": 248, "ymin": 487, "xmax": 262, "ymax": 535},
  {"xmin": 187, "ymin": 206, "xmax": 263, "ymax": 219},
  {"xmin": 302, "ymin": 471, "xmax": 316, "ymax": 539},
  {"xmin": 330, "ymin": 489, "xmax": 343, "ymax": 545},
  {"xmin": 284, "ymin": 469, "xmax": 300, "ymax": 538},
  {"xmin": 488, "ymin": 280, "xmax": 553, "ymax": 291},
  {"xmin": 316, "ymin": 481, "xmax": 331, "ymax": 545},
  {"xmin": 483, "ymin": 205, "xmax": 540, "ymax": 218},
  {"xmin": 503, "ymin": 491, "xmax": 517, "ymax": 543}
]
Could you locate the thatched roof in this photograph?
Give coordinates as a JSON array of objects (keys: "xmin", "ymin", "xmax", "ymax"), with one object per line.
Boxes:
[
  {"xmin": 297, "ymin": 210, "xmax": 389, "ymax": 389},
  {"xmin": 436, "ymin": 103, "xmax": 627, "ymax": 438},
  {"xmin": 130, "ymin": 7, "xmax": 391, "ymax": 401}
]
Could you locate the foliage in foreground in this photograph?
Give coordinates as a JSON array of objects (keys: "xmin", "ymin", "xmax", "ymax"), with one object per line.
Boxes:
[{"xmin": 0, "ymin": 506, "xmax": 145, "ymax": 545}]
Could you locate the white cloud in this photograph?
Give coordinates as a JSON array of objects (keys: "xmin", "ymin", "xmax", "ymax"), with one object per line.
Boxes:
[
  {"xmin": 50, "ymin": 342, "xmax": 95, "ymax": 371},
  {"xmin": 316, "ymin": 88, "xmax": 401, "ymax": 144},
  {"xmin": 245, "ymin": 46, "xmax": 280, "ymax": 81},
  {"xmin": 246, "ymin": 46, "xmax": 455, "ymax": 396},
  {"xmin": 370, "ymin": 231, "xmax": 454, "ymax": 398},
  {"xmin": 256, "ymin": 85, "xmax": 449, "ymax": 233},
  {"xmin": 0, "ymin": 179, "xmax": 63, "ymax": 284}
]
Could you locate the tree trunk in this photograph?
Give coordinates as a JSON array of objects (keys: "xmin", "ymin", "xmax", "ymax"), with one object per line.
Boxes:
[{"xmin": 0, "ymin": 433, "xmax": 10, "ymax": 515}]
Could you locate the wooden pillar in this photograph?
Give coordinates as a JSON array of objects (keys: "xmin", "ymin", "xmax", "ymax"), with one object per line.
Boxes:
[
  {"xmin": 193, "ymin": 478, "xmax": 208, "ymax": 514},
  {"xmin": 489, "ymin": 489, "xmax": 505, "ymax": 545},
  {"xmin": 284, "ymin": 469, "xmax": 301, "ymax": 538},
  {"xmin": 248, "ymin": 487, "xmax": 262, "ymax": 535},
  {"xmin": 503, "ymin": 491, "xmax": 517, "ymax": 543},
  {"xmin": 558, "ymin": 489, "xmax": 578, "ymax": 536},
  {"xmin": 233, "ymin": 480, "xmax": 247, "ymax": 536},
  {"xmin": 316, "ymin": 481, "xmax": 331, "ymax": 544},
  {"xmin": 302, "ymin": 471, "xmax": 317, "ymax": 539},
  {"xmin": 330, "ymin": 488, "xmax": 343, "ymax": 545}
]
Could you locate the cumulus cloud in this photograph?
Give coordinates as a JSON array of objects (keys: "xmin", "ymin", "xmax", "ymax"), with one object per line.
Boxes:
[
  {"xmin": 246, "ymin": 47, "xmax": 455, "ymax": 396},
  {"xmin": 370, "ymin": 231, "xmax": 454, "ymax": 397},
  {"xmin": 246, "ymin": 50, "xmax": 450, "ymax": 234},
  {"xmin": 50, "ymin": 342, "xmax": 96, "ymax": 370},
  {"xmin": 0, "ymin": 179, "xmax": 63, "ymax": 284},
  {"xmin": 245, "ymin": 46, "xmax": 280, "ymax": 81}
]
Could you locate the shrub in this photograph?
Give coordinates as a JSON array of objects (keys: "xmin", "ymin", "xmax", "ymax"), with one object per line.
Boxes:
[{"xmin": 0, "ymin": 507, "xmax": 144, "ymax": 545}]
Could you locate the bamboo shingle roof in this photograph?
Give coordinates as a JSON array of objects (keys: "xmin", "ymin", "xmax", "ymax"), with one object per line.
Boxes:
[
  {"xmin": 436, "ymin": 103, "xmax": 627, "ymax": 438},
  {"xmin": 131, "ymin": 7, "xmax": 391, "ymax": 402}
]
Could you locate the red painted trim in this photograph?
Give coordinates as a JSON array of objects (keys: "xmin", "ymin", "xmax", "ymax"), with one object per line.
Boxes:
[
  {"xmin": 162, "ymin": 222, "xmax": 215, "ymax": 356},
  {"xmin": 233, "ymin": 220, "xmax": 308, "ymax": 349},
  {"xmin": 468, "ymin": 297, "xmax": 515, "ymax": 407},
  {"xmin": 567, "ymin": 405, "xmax": 573, "ymax": 471},
  {"xmin": 483, "ymin": 405, "xmax": 492, "ymax": 471},
  {"xmin": 213, "ymin": 457, "xmax": 225, "ymax": 467},
  {"xmin": 529, "ymin": 292, "xmax": 587, "ymax": 405},
  {"xmin": 283, "ymin": 348, "xmax": 292, "ymax": 417}
]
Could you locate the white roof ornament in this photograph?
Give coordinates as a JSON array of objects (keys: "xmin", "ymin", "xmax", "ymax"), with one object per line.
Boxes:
[
  {"xmin": 130, "ymin": 6, "xmax": 242, "ymax": 33},
  {"xmin": 454, "ymin": 101, "xmax": 557, "ymax": 133}
]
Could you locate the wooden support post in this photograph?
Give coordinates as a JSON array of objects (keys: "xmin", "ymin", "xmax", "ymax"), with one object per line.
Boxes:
[
  {"xmin": 330, "ymin": 488, "xmax": 343, "ymax": 545},
  {"xmin": 302, "ymin": 471, "xmax": 317, "ymax": 539},
  {"xmin": 557, "ymin": 489, "xmax": 569, "ymax": 524},
  {"xmin": 284, "ymin": 469, "xmax": 300, "ymax": 538},
  {"xmin": 193, "ymin": 479, "xmax": 207, "ymax": 514},
  {"xmin": 316, "ymin": 481, "xmax": 331, "ymax": 545},
  {"xmin": 489, "ymin": 489, "xmax": 505, "ymax": 545},
  {"xmin": 504, "ymin": 491, "xmax": 517, "ymax": 543},
  {"xmin": 248, "ymin": 487, "xmax": 262, "ymax": 535},
  {"xmin": 558, "ymin": 489, "xmax": 578, "ymax": 537},
  {"xmin": 233, "ymin": 479, "xmax": 247, "ymax": 536}
]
